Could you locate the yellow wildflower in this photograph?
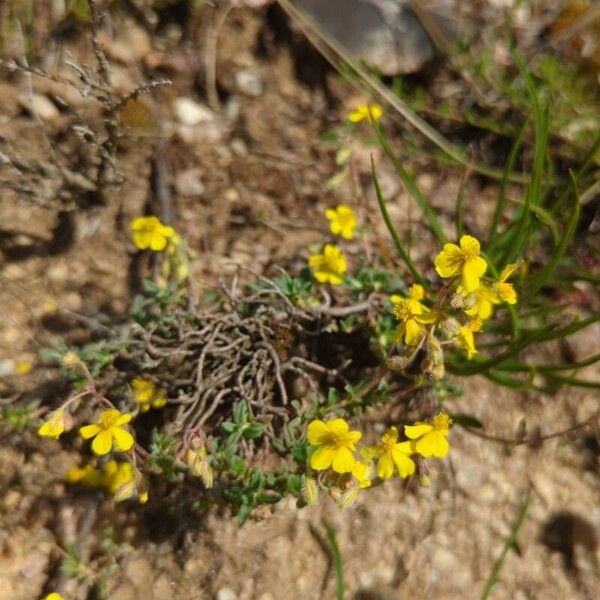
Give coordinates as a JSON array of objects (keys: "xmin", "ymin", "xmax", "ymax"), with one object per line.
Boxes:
[
  {"xmin": 457, "ymin": 318, "xmax": 482, "ymax": 359},
  {"xmin": 351, "ymin": 460, "xmax": 372, "ymax": 488},
  {"xmin": 405, "ymin": 413, "xmax": 452, "ymax": 458},
  {"xmin": 494, "ymin": 263, "xmax": 518, "ymax": 304},
  {"xmin": 67, "ymin": 463, "xmax": 104, "ymax": 488},
  {"xmin": 308, "ymin": 244, "xmax": 347, "ymax": 285},
  {"xmin": 369, "ymin": 426, "xmax": 415, "ymax": 479},
  {"xmin": 16, "ymin": 361, "xmax": 32, "ymax": 374},
  {"xmin": 307, "ymin": 418, "xmax": 361, "ymax": 474},
  {"xmin": 44, "ymin": 594, "xmax": 65, "ymax": 600},
  {"xmin": 79, "ymin": 409, "xmax": 135, "ymax": 456},
  {"xmin": 325, "ymin": 204, "xmax": 357, "ymax": 240},
  {"xmin": 37, "ymin": 408, "xmax": 65, "ymax": 440},
  {"xmin": 130, "ymin": 215, "xmax": 175, "ymax": 251},
  {"xmin": 102, "ymin": 460, "xmax": 134, "ymax": 496},
  {"xmin": 348, "ymin": 103, "xmax": 383, "ymax": 123},
  {"xmin": 393, "ymin": 286, "xmax": 436, "ymax": 345},
  {"xmin": 131, "ymin": 378, "xmax": 167, "ymax": 412},
  {"xmin": 434, "ymin": 235, "xmax": 487, "ymax": 293},
  {"xmin": 463, "ymin": 283, "xmax": 498, "ymax": 320}
]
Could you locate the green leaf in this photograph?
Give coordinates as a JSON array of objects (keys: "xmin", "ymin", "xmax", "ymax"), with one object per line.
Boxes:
[{"xmin": 452, "ymin": 413, "xmax": 484, "ymax": 429}]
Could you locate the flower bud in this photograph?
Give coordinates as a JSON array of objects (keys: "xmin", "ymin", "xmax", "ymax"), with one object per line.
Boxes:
[{"xmin": 301, "ymin": 475, "xmax": 319, "ymax": 506}]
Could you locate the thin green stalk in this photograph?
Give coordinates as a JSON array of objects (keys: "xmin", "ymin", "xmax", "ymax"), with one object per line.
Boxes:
[
  {"xmin": 480, "ymin": 490, "xmax": 531, "ymax": 600},
  {"xmin": 526, "ymin": 172, "xmax": 581, "ymax": 297},
  {"xmin": 371, "ymin": 156, "xmax": 429, "ymax": 289},
  {"xmin": 323, "ymin": 521, "xmax": 345, "ymax": 600},
  {"xmin": 371, "ymin": 119, "xmax": 448, "ymax": 244},
  {"xmin": 488, "ymin": 120, "xmax": 527, "ymax": 246}
]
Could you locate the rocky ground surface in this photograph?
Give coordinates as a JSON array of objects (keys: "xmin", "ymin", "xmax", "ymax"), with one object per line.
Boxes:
[{"xmin": 1, "ymin": 2, "xmax": 599, "ymax": 599}]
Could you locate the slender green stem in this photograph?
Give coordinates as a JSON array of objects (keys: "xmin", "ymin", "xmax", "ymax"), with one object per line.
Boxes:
[
  {"xmin": 480, "ymin": 491, "xmax": 531, "ymax": 600},
  {"xmin": 324, "ymin": 521, "xmax": 345, "ymax": 600},
  {"xmin": 371, "ymin": 156, "xmax": 429, "ymax": 289}
]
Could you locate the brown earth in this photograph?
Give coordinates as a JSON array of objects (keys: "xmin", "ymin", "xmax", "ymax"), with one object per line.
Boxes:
[{"xmin": 1, "ymin": 3, "xmax": 600, "ymax": 600}]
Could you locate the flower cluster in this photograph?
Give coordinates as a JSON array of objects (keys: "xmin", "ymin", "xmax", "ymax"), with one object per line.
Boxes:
[
  {"xmin": 348, "ymin": 103, "xmax": 383, "ymax": 123},
  {"xmin": 306, "ymin": 413, "xmax": 452, "ymax": 507},
  {"xmin": 308, "ymin": 204, "xmax": 358, "ymax": 285},
  {"xmin": 391, "ymin": 235, "xmax": 518, "ymax": 364},
  {"xmin": 130, "ymin": 215, "xmax": 190, "ymax": 284},
  {"xmin": 131, "ymin": 377, "xmax": 168, "ymax": 412},
  {"xmin": 67, "ymin": 459, "xmax": 147, "ymax": 503}
]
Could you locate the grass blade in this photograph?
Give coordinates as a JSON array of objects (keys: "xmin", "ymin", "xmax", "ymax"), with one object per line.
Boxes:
[
  {"xmin": 480, "ymin": 490, "xmax": 531, "ymax": 600},
  {"xmin": 488, "ymin": 120, "xmax": 527, "ymax": 245},
  {"xmin": 371, "ymin": 118, "xmax": 448, "ymax": 244},
  {"xmin": 526, "ymin": 172, "xmax": 580, "ymax": 297},
  {"xmin": 371, "ymin": 156, "xmax": 429, "ymax": 289},
  {"xmin": 323, "ymin": 521, "xmax": 345, "ymax": 600}
]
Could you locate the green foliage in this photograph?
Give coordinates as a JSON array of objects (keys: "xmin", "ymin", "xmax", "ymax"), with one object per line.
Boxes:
[{"xmin": 0, "ymin": 401, "xmax": 39, "ymax": 431}]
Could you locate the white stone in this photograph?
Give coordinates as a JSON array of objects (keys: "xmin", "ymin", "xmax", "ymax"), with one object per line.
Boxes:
[{"xmin": 173, "ymin": 97, "xmax": 215, "ymax": 126}]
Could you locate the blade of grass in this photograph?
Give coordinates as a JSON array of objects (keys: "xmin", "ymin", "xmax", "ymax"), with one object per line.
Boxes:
[
  {"xmin": 488, "ymin": 119, "xmax": 527, "ymax": 245},
  {"xmin": 526, "ymin": 171, "xmax": 581, "ymax": 297},
  {"xmin": 449, "ymin": 314, "xmax": 600, "ymax": 376},
  {"xmin": 480, "ymin": 490, "xmax": 531, "ymax": 600},
  {"xmin": 323, "ymin": 521, "xmax": 345, "ymax": 600},
  {"xmin": 494, "ymin": 352, "xmax": 600, "ymax": 373},
  {"xmin": 551, "ymin": 129, "xmax": 600, "ymax": 212},
  {"xmin": 371, "ymin": 156, "xmax": 429, "ymax": 289},
  {"xmin": 371, "ymin": 118, "xmax": 448, "ymax": 244}
]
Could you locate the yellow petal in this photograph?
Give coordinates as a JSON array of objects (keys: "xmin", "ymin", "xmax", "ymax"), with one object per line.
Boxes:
[
  {"xmin": 377, "ymin": 453, "xmax": 395, "ymax": 479},
  {"xmin": 331, "ymin": 447, "xmax": 356, "ymax": 473},
  {"xmin": 459, "ymin": 235, "xmax": 481, "ymax": 255},
  {"xmin": 310, "ymin": 446, "xmax": 335, "ymax": 470},
  {"xmin": 347, "ymin": 430, "xmax": 362, "ymax": 446},
  {"xmin": 434, "ymin": 244, "xmax": 462, "ymax": 278},
  {"xmin": 79, "ymin": 424, "xmax": 101, "ymax": 439},
  {"xmin": 404, "ymin": 318, "xmax": 423, "ymax": 345},
  {"xmin": 91, "ymin": 430, "xmax": 113, "ymax": 455},
  {"xmin": 326, "ymin": 418, "xmax": 349, "ymax": 436},
  {"xmin": 404, "ymin": 423, "xmax": 433, "ymax": 439},
  {"xmin": 112, "ymin": 427, "xmax": 135, "ymax": 452},
  {"xmin": 415, "ymin": 432, "xmax": 449, "ymax": 458},
  {"xmin": 497, "ymin": 282, "xmax": 517, "ymax": 304},
  {"xmin": 307, "ymin": 420, "xmax": 329, "ymax": 445},
  {"xmin": 391, "ymin": 449, "xmax": 415, "ymax": 478},
  {"xmin": 462, "ymin": 256, "xmax": 487, "ymax": 293},
  {"xmin": 132, "ymin": 231, "xmax": 150, "ymax": 249},
  {"xmin": 499, "ymin": 263, "xmax": 517, "ymax": 282},
  {"xmin": 408, "ymin": 284, "xmax": 425, "ymax": 301},
  {"xmin": 149, "ymin": 230, "xmax": 167, "ymax": 251},
  {"xmin": 115, "ymin": 413, "xmax": 133, "ymax": 426}
]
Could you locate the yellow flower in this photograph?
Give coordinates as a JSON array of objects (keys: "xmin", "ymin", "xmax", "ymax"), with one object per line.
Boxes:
[
  {"xmin": 348, "ymin": 103, "xmax": 383, "ymax": 123},
  {"xmin": 405, "ymin": 413, "xmax": 452, "ymax": 458},
  {"xmin": 130, "ymin": 216, "xmax": 175, "ymax": 251},
  {"xmin": 493, "ymin": 263, "xmax": 518, "ymax": 304},
  {"xmin": 434, "ymin": 235, "xmax": 487, "ymax": 293},
  {"xmin": 44, "ymin": 594, "xmax": 65, "ymax": 600},
  {"xmin": 325, "ymin": 204, "xmax": 357, "ymax": 240},
  {"xmin": 131, "ymin": 378, "xmax": 167, "ymax": 412},
  {"xmin": 37, "ymin": 408, "xmax": 65, "ymax": 440},
  {"xmin": 308, "ymin": 244, "xmax": 347, "ymax": 285},
  {"xmin": 393, "ymin": 286, "xmax": 436, "ymax": 345},
  {"xmin": 368, "ymin": 426, "xmax": 415, "ymax": 479},
  {"xmin": 463, "ymin": 283, "xmax": 498, "ymax": 320},
  {"xmin": 16, "ymin": 361, "xmax": 32, "ymax": 374},
  {"xmin": 79, "ymin": 409, "xmax": 135, "ymax": 456},
  {"xmin": 67, "ymin": 463, "xmax": 104, "ymax": 488},
  {"xmin": 307, "ymin": 418, "xmax": 361, "ymax": 473},
  {"xmin": 102, "ymin": 460, "xmax": 134, "ymax": 496},
  {"xmin": 351, "ymin": 460, "xmax": 372, "ymax": 488},
  {"xmin": 457, "ymin": 318, "xmax": 482, "ymax": 359}
]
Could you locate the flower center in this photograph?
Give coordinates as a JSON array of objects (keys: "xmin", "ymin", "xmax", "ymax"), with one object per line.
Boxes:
[{"xmin": 432, "ymin": 413, "xmax": 452, "ymax": 431}]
